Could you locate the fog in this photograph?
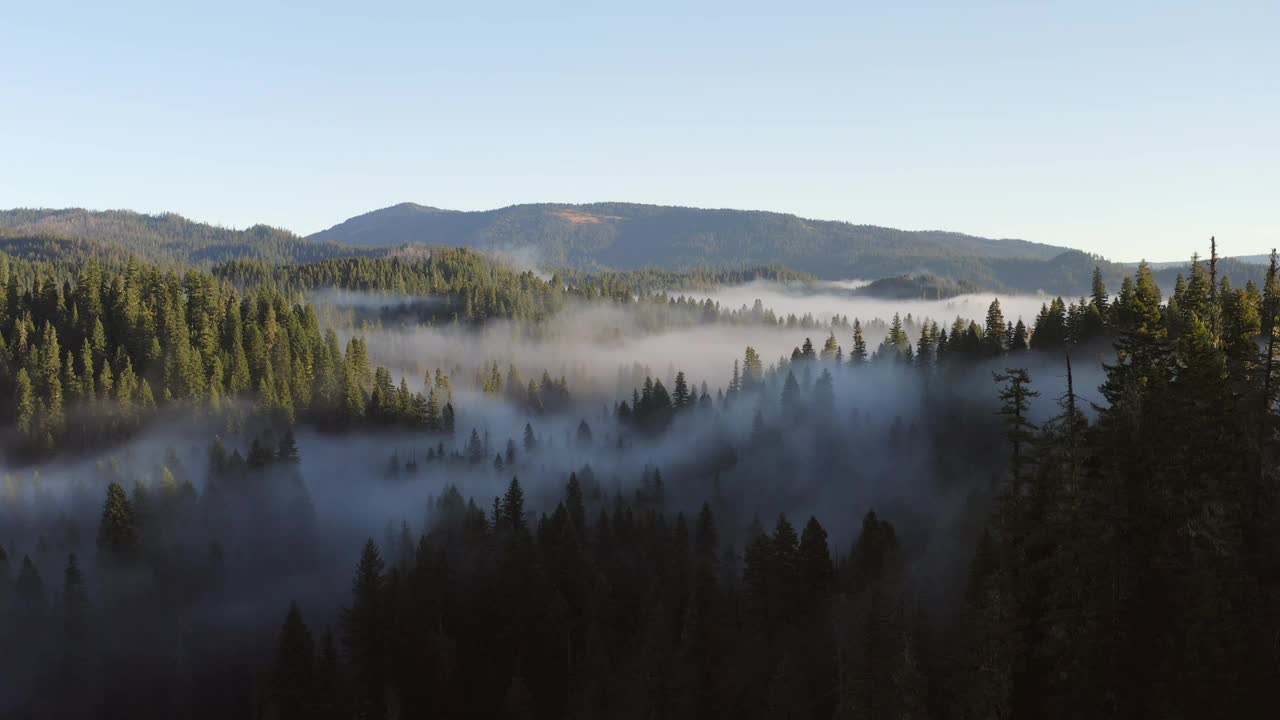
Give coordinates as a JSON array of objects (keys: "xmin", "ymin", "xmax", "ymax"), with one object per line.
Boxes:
[
  {"xmin": 338, "ymin": 281, "xmax": 1060, "ymax": 403},
  {"xmin": 0, "ymin": 279, "xmax": 1109, "ymax": 715},
  {"xmin": 693, "ymin": 279, "xmax": 1052, "ymax": 329}
]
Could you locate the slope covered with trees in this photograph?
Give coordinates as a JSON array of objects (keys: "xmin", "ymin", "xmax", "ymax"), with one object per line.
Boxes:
[
  {"xmin": 1, "ymin": 238, "xmax": 1277, "ymax": 719},
  {"xmin": 6, "ymin": 207, "xmax": 1272, "ymax": 298},
  {"xmin": 0, "ymin": 209, "xmax": 368, "ymax": 266},
  {"xmin": 0, "ymin": 251, "xmax": 466, "ymax": 460},
  {"xmin": 309, "ymin": 202, "xmax": 1078, "ymax": 283}
]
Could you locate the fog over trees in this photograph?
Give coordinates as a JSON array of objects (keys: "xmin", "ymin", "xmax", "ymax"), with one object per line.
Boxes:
[{"xmin": 0, "ymin": 239, "xmax": 1277, "ymax": 719}]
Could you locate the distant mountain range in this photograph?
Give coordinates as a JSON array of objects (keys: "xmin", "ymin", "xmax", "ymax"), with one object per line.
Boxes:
[
  {"xmin": 311, "ymin": 202, "xmax": 1279, "ymax": 296},
  {"xmin": 309, "ymin": 201, "xmax": 1074, "ymax": 279},
  {"xmin": 0, "ymin": 207, "xmax": 363, "ymax": 266},
  {"xmin": 1, "ymin": 204, "xmax": 1269, "ymax": 297}
]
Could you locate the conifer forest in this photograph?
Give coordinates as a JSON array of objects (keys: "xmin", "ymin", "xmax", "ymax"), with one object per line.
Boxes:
[{"xmin": 0, "ymin": 230, "xmax": 1276, "ymax": 720}]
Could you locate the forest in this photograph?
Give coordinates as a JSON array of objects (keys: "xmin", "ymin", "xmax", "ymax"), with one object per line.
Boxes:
[
  {"xmin": 0, "ymin": 235, "xmax": 1277, "ymax": 720},
  {"xmin": 7, "ymin": 206, "xmax": 1272, "ymax": 298}
]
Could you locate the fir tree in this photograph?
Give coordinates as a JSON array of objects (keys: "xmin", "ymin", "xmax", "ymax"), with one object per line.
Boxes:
[
  {"xmin": 15, "ymin": 368, "xmax": 34, "ymax": 436},
  {"xmin": 96, "ymin": 482, "xmax": 138, "ymax": 563},
  {"xmin": 274, "ymin": 602, "xmax": 316, "ymax": 720},
  {"xmin": 523, "ymin": 422, "xmax": 537, "ymax": 453},
  {"xmin": 341, "ymin": 540, "xmax": 388, "ymax": 720},
  {"xmin": 672, "ymin": 371, "xmax": 691, "ymax": 409},
  {"xmin": 850, "ymin": 320, "xmax": 868, "ymax": 365}
]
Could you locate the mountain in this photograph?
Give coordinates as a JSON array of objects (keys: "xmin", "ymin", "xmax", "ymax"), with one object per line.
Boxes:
[
  {"xmin": 1221, "ymin": 254, "xmax": 1271, "ymax": 266},
  {"xmin": 4, "ymin": 205, "xmax": 1264, "ymax": 298},
  {"xmin": 0, "ymin": 208, "xmax": 366, "ymax": 266},
  {"xmin": 310, "ymin": 201, "xmax": 1074, "ymax": 279}
]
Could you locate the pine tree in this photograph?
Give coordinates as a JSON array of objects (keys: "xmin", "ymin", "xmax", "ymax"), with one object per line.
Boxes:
[
  {"xmin": 798, "ymin": 516, "xmax": 833, "ymax": 613},
  {"xmin": 743, "ymin": 347, "xmax": 764, "ymax": 390},
  {"xmin": 342, "ymin": 362, "xmax": 366, "ymax": 423},
  {"xmin": 813, "ymin": 368, "xmax": 834, "ymax": 415},
  {"xmin": 781, "ymin": 370, "xmax": 801, "ymax": 413},
  {"xmin": 565, "ymin": 473, "xmax": 586, "ymax": 539},
  {"xmin": 672, "ymin": 371, "xmax": 691, "ymax": 409},
  {"xmin": 61, "ymin": 553, "xmax": 89, "ymax": 643},
  {"xmin": 15, "ymin": 368, "xmax": 34, "ymax": 436},
  {"xmin": 984, "ymin": 299, "xmax": 1007, "ymax": 355},
  {"xmin": 14, "ymin": 555, "xmax": 46, "ymax": 623},
  {"xmin": 341, "ymin": 539, "xmax": 388, "ymax": 720},
  {"xmin": 880, "ymin": 314, "xmax": 910, "ymax": 361},
  {"xmin": 523, "ymin": 422, "xmax": 537, "ymax": 453},
  {"xmin": 96, "ymin": 482, "xmax": 137, "ymax": 563},
  {"xmin": 425, "ymin": 389, "xmax": 441, "ymax": 431},
  {"xmin": 958, "ymin": 530, "xmax": 1016, "ymax": 720},
  {"xmin": 821, "ymin": 331, "xmax": 840, "ymax": 362},
  {"xmin": 502, "ymin": 477, "xmax": 526, "ymax": 532},
  {"xmin": 442, "ymin": 403, "xmax": 455, "ymax": 434},
  {"xmin": 78, "ymin": 341, "xmax": 95, "ymax": 400},
  {"xmin": 1011, "ymin": 320, "xmax": 1029, "ymax": 351},
  {"xmin": 850, "ymin": 320, "xmax": 868, "ymax": 365},
  {"xmin": 275, "ymin": 602, "xmax": 316, "ymax": 720},
  {"xmin": 467, "ymin": 428, "xmax": 484, "ymax": 464},
  {"xmin": 993, "ymin": 368, "xmax": 1040, "ymax": 489}
]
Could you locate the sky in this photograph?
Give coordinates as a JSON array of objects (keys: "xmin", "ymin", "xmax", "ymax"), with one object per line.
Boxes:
[{"xmin": 2, "ymin": 1, "xmax": 1276, "ymax": 262}]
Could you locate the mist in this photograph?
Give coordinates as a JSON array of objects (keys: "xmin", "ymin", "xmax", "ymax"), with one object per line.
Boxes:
[
  {"xmin": 0, "ymin": 278, "xmax": 1106, "ymax": 717},
  {"xmin": 692, "ymin": 278, "xmax": 1052, "ymax": 329}
]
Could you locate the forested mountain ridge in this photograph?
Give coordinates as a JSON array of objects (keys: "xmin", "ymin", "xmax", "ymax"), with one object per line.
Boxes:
[
  {"xmin": 308, "ymin": 201, "xmax": 1075, "ymax": 278},
  {"xmin": 4, "ymin": 241, "xmax": 1278, "ymax": 718},
  {"xmin": 7, "ymin": 206, "xmax": 1272, "ymax": 299},
  {"xmin": 0, "ymin": 208, "xmax": 367, "ymax": 266}
]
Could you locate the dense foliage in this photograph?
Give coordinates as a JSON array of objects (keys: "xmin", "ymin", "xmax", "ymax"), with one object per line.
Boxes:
[
  {"xmin": 0, "ymin": 239, "xmax": 1277, "ymax": 719},
  {"xmin": 0, "ymin": 209, "xmax": 369, "ymax": 266},
  {"xmin": 0, "ymin": 252, "xmax": 458, "ymax": 459},
  {"xmin": 307, "ymin": 202, "xmax": 1274, "ymax": 295},
  {"xmin": 855, "ymin": 273, "xmax": 983, "ymax": 300}
]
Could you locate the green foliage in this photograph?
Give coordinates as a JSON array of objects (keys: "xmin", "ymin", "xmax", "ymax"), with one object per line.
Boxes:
[
  {"xmin": 0, "ymin": 208, "xmax": 367, "ymax": 266},
  {"xmin": 0, "ymin": 250, "xmax": 451, "ymax": 457}
]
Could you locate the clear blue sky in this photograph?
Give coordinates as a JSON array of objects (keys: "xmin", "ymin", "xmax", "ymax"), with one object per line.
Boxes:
[{"xmin": 3, "ymin": 1, "xmax": 1276, "ymax": 261}]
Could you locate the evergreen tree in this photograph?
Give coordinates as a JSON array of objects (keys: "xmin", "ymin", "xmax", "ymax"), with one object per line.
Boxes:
[
  {"xmin": 798, "ymin": 517, "xmax": 833, "ymax": 613},
  {"xmin": 96, "ymin": 482, "xmax": 137, "ymax": 563},
  {"xmin": 993, "ymin": 368, "xmax": 1039, "ymax": 488},
  {"xmin": 14, "ymin": 555, "xmax": 46, "ymax": 623},
  {"xmin": 15, "ymin": 368, "xmax": 34, "ymax": 436},
  {"xmin": 341, "ymin": 540, "xmax": 388, "ymax": 720},
  {"xmin": 672, "ymin": 371, "xmax": 691, "ymax": 409},
  {"xmin": 274, "ymin": 602, "xmax": 316, "ymax": 720},
  {"xmin": 743, "ymin": 347, "xmax": 764, "ymax": 390},
  {"xmin": 821, "ymin": 331, "xmax": 840, "ymax": 362},
  {"xmin": 780, "ymin": 370, "xmax": 801, "ymax": 413},
  {"xmin": 467, "ymin": 429, "xmax": 485, "ymax": 464},
  {"xmin": 523, "ymin": 422, "xmax": 537, "ymax": 453},
  {"xmin": 502, "ymin": 477, "xmax": 527, "ymax": 532},
  {"xmin": 850, "ymin": 320, "xmax": 868, "ymax": 365},
  {"xmin": 61, "ymin": 552, "xmax": 89, "ymax": 645},
  {"xmin": 984, "ymin": 299, "xmax": 1007, "ymax": 355},
  {"xmin": 442, "ymin": 403, "xmax": 455, "ymax": 434}
]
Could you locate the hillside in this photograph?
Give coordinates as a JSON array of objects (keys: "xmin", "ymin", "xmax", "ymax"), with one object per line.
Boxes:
[
  {"xmin": 3, "ymin": 205, "xmax": 1267, "ymax": 298},
  {"xmin": 309, "ymin": 201, "xmax": 1074, "ymax": 282},
  {"xmin": 855, "ymin": 273, "xmax": 984, "ymax": 300},
  {"xmin": 0, "ymin": 207, "xmax": 365, "ymax": 266}
]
